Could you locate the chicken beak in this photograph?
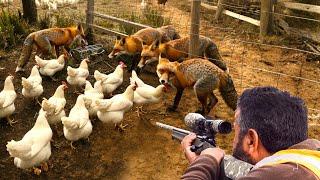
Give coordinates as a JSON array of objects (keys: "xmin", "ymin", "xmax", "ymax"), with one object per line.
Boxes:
[
  {"xmin": 61, "ymin": 81, "xmax": 68, "ymax": 90},
  {"xmin": 119, "ymin": 61, "xmax": 127, "ymax": 68},
  {"xmin": 133, "ymin": 82, "xmax": 138, "ymax": 90}
]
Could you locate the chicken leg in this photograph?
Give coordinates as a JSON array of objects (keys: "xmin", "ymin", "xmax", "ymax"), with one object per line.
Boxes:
[
  {"xmin": 6, "ymin": 116, "xmax": 17, "ymax": 127},
  {"xmin": 70, "ymin": 141, "xmax": 76, "ymax": 150},
  {"xmin": 41, "ymin": 162, "xmax": 49, "ymax": 172},
  {"xmin": 34, "ymin": 97, "xmax": 41, "ymax": 106},
  {"xmin": 33, "ymin": 167, "xmax": 42, "ymax": 175},
  {"xmin": 50, "ymin": 76, "xmax": 58, "ymax": 82},
  {"xmin": 135, "ymin": 106, "xmax": 146, "ymax": 118},
  {"xmin": 115, "ymin": 123, "xmax": 128, "ymax": 132}
]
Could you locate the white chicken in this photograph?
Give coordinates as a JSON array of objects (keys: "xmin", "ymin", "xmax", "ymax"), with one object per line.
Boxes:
[
  {"xmin": 61, "ymin": 95, "xmax": 92, "ymax": 148},
  {"xmin": 66, "ymin": 58, "xmax": 89, "ymax": 93},
  {"xmin": 83, "ymin": 80, "xmax": 104, "ymax": 117},
  {"xmin": 35, "ymin": 54, "xmax": 66, "ymax": 80},
  {"xmin": 95, "ymin": 83, "xmax": 137, "ymax": 131},
  {"xmin": 0, "ymin": 75, "xmax": 17, "ymax": 126},
  {"xmin": 6, "ymin": 111, "xmax": 52, "ymax": 174},
  {"xmin": 94, "ymin": 61, "xmax": 126, "ymax": 97},
  {"xmin": 0, "ymin": 0, "xmax": 13, "ymax": 5},
  {"xmin": 130, "ymin": 70, "xmax": 166, "ymax": 105},
  {"xmin": 22, "ymin": 65, "xmax": 43, "ymax": 104},
  {"xmin": 40, "ymin": 82, "xmax": 68, "ymax": 125},
  {"xmin": 141, "ymin": 0, "xmax": 147, "ymax": 10}
]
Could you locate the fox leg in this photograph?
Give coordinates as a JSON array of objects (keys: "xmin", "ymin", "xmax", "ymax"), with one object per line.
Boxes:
[
  {"xmin": 50, "ymin": 45, "xmax": 58, "ymax": 58},
  {"xmin": 205, "ymin": 44, "xmax": 228, "ymax": 72},
  {"xmin": 194, "ymin": 78, "xmax": 215, "ymax": 115},
  {"xmin": 167, "ymin": 88, "xmax": 184, "ymax": 112},
  {"xmin": 207, "ymin": 92, "xmax": 218, "ymax": 115},
  {"xmin": 195, "ymin": 92, "xmax": 208, "ymax": 115},
  {"xmin": 129, "ymin": 53, "xmax": 140, "ymax": 72},
  {"xmin": 34, "ymin": 36, "xmax": 56, "ymax": 59}
]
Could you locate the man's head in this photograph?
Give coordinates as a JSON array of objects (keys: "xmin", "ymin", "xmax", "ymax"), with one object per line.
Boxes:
[{"xmin": 232, "ymin": 86, "xmax": 308, "ymax": 164}]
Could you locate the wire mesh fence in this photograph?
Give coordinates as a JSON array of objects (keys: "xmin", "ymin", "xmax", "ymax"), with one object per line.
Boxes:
[
  {"xmin": 1, "ymin": 0, "xmax": 319, "ymax": 119},
  {"xmin": 86, "ymin": 0, "xmax": 320, "ymax": 118}
]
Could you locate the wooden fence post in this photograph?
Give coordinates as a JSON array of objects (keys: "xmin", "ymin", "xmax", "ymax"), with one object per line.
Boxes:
[
  {"xmin": 215, "ymin": 0, "xmax": 225, "ymax": 21},
  {"xmin": 189, "ymin": 0, "xmax": 201, "ymax": 58},
  {"xmin": 260, "ymin": 0, "xmax": 273, "ymax": 40},
  {"xmin": 22, "ymin": 0, "xmax": 37, "ymax": 24},
  {"xmin": 86, "ymin": 0, "xmax": 95, "ymax": 44}
]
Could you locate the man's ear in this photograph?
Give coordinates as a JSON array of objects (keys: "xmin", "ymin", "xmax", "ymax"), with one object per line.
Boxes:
[{"xmin": 246, "ymin": 129, "xmax": 259, "ymax": 153}]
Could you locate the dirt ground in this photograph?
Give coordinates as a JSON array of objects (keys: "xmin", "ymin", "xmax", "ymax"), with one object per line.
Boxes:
[{"xmin": 0, "ymin": 0, "xmax": 320, "ymax": 179}]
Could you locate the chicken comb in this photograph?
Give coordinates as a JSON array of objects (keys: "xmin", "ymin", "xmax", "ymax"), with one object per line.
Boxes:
[{"xmin": 61, "ymin": 81, "xmax": 69, "ymax": 88}]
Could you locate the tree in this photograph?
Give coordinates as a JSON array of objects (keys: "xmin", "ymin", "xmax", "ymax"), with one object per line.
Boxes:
[{"xmin": 21, "ymin": 0, "xmax": 37, "ymax": 24}]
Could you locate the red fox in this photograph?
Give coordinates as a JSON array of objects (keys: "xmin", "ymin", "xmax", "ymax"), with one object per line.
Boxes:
[
  {"xmin": 156, "ymin": 57, "xmax": 237, "ymax": 115},
  {"xmin": 16, "ymin": 24, "xmax": 86, "ymax": 72},
  {"xmin": 108, "ymin": 25, "xmax": 180, "ymax": 71},
  {"xmin": 139, "ymin": 36, "xmax": 228, "ymax": 72}
]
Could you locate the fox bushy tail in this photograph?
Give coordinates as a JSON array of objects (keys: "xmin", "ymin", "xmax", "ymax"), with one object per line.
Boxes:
[
  {"xmin": 18, "ymin": 34, "xmax": 34, "ymax": 68},
  {"xmin": 205, "ymin": 42, "xmax": 228, "ymax": 72},
  {"xmin": 219, "ymin": 75, "xmax": 238, "ymax": 110}
]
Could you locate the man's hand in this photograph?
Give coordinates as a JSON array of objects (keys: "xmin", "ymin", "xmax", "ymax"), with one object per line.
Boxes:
[
  {"xmin": 181, "ymin": 133, "xmax": 198, "ymax": 163},
  {"xmin": 201, "ymin": 148, "xmax": 225, "ymax": 164},
  {"xmin": 181, "ymin": 133, "xmax": 225, "ymax": 164}
]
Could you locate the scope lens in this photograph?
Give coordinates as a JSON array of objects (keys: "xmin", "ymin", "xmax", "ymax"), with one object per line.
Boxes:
[{"xmin": 218, "ymin": 121, "xmax": 232, "ymax": 134}]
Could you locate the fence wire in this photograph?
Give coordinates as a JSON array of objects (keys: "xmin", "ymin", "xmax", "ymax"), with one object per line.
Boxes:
[
  {"xmin": 90, "ymin": 0, "xmax": 320, "ymax": 116},
  {"xmin": 2, "ymin": 0, "xmax": 319, "ymax": 117}
]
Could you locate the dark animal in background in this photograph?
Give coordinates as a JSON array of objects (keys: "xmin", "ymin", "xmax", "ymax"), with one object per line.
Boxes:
[{"xmin": 157, "ymin": 0, "xmax": 168, "ymax": 6}]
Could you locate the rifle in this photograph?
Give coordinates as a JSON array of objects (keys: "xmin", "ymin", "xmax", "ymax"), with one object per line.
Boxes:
[{"xmin": 156, "ymin": 121, "xmax": 253, "ymax": 179}]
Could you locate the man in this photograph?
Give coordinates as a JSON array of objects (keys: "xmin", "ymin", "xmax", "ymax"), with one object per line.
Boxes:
[{"xmin": 181, "ymin": 86, "xmax": 320, "ymax": 179}]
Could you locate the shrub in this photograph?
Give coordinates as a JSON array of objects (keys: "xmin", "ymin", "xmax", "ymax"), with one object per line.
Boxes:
[
  {"xmin": 142, "ymin": 7, "xmax": 171, "ymax": 27},
  {"xmin": 0, "ymin": 10, "xmax": 27, "ymax": 49}
]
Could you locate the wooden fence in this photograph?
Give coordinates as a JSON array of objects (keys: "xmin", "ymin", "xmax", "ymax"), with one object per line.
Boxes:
[
  {"xmin": 83, "ymin": 0, "xmax": 320, "ymax": 115},
  {"xmin": 86, "ymin": 0, "xmax": 320, "ymax": 54}
]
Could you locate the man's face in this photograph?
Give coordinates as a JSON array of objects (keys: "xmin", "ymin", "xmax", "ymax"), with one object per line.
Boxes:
[{"xmin": 232, "ymin": 109, "xmax": 256, "ymax": 164}]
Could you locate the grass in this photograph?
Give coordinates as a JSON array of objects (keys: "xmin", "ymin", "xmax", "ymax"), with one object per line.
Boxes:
[
  {"xmin": 118, "ymin": 7, "xmax": 171, "ymax": 35},
  {"xmin": 119, "ymin": 12, "xmax": 142, "ymax": 35},
  {"xmin": 0, "ymin": 9, "xmax": 27, "ymax": 50},
  {"xmin": 142, "ymin": 7, "xmax": 171, "ymax": 27}
]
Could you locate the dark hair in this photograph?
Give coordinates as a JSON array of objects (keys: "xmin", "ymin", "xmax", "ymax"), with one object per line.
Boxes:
[{"xmin": 237, "ymin": 86, "xmax": 308, "ymax": 153}]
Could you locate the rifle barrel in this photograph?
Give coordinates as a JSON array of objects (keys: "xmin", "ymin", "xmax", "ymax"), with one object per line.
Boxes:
[{"xmin": 156, "ymin": 122, "xmax": 192, "ymax": 135}]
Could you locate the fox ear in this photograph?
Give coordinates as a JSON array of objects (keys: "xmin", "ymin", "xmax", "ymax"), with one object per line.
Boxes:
[
  {"xmin": 151, "ymin": 39, "xmax": 160, "ymax": 50},
  {"xmin": 120, "ymin": 37, "xmax": 126, "ymax": 45},
  {"xmin": 77, "ymin": 24, "xmax": 83, "ymax": 32},
  {"xmin": 155, "ymin": 39, "xmax": 160, "ymax": 47},
  {"xmin": 142, "ymin": 41, "xmax": 147, "ymax": 45},
  {"xmin": 116, "ymin": 36, "xmax": 121, "ymax": 40}
]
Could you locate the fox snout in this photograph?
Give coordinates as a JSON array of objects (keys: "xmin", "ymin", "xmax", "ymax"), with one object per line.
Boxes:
[
  {"xmin": 108, "ymin": 51, "xmax": 114, "ymax": 59},
  {"xmin": 160, "ymin": 79, "xmax": 167, "ymax": 84},
  {"xmin": 159, "ymin": 73, "xmax": 169, "ymax": 85},
  {"xmin": 137, "ymin": 59, "xmax": 145, "ymax": 68}
]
